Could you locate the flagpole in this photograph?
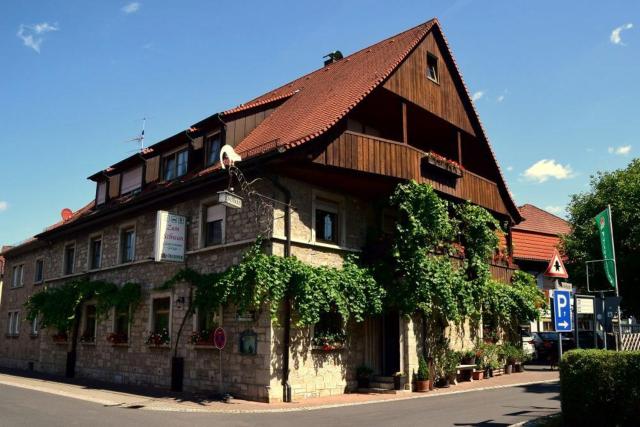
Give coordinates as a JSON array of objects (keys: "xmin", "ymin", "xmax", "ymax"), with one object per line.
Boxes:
[{"xmin": 608, "ymin": 205, "xmax": 622, "ymax": 350}]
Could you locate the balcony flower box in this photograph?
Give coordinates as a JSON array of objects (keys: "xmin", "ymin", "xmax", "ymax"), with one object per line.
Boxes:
[
  {"xmin": 146, "ymin": 329, "xmax": 170, "ymax": 347},
  {"xmin": 190, "ymin": 329, "xmax": 216, "ymax": 347},
  {"xmin": 311, "ymin": 332, "xmax": 346, "ymax": 352},
  {"xmin": 423, "ymin": 152, "xmax": 463, "ymax": 177},
  {"xmin": 107, "ymin": 332, "xmax": 129, "ymax": 345}
]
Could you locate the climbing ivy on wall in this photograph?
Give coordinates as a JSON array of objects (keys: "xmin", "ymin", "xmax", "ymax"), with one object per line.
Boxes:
[
  {"xmin": 162, "ymin": 239, "xmax": 386, "ymax": 327},
  {"xmin": 25, "ymin": 279, "xmax": 142, "ymax": 332}
]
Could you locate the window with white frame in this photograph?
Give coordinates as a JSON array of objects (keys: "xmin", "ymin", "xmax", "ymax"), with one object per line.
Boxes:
[
  {"xmin": 31, "ymin": 317, "xmax": 38, "ymax": 336},
  {"xmin": 314, "ymin": 198, "xmax": 341, "ymax": 244},
  {"xmin": 205, "ymin": 133, "xmax": 222, "ymax": 167},
  {"xmin": 63, "ymin": 244, "xmax": 75, "ymax": 275},
  {"xmin": 151, "ymin": 297, "xmax": 171, "ymax": 335},
  {"xmin": 203, "ymin": 204, "xmax": 225, "ymax": 247},
  {"xmin": 7, "ymin": 311, "xmax": 20, "ymax": 336},
  {"xmin": 163, "ymin": 149, "xmax": 189, "ymax": 181},
  {"xmin": 120, "ymin": 227, "xmax": 136, "ymax": 263},
  {"xmin": 81, "ymin": 304, "xmax": 97, "ymax": 343},
  {"xmin": 11, "ymin": 264, "xmax": 24, "ymax": 288},
  {"xmin": 34, "ymin": 259, "xmax": 44, "ymax": 284},
  {"xmin": 194, "ymin": 306, "xmax": 222, "ymax": 337}
]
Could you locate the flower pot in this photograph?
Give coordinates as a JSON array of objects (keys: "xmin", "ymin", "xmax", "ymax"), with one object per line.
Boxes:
[
  {"xmin": 505, "ymin": 364, "xmax": 513, "ymax": 375},
  {"xmin": 436, "ymin": 378, "xmax": 450, "ymax": 388},
  {"xmin": 514, "ymin": 363, "xmax": 523, "ymax": 373},
  {"xmin": 472, "ymin": 370, "xmax": 484, "ymax": 380},
  {"xmin": 393, "ymin": 375, "xmax": 406, "ymax": 390},
  {"xmin": 415, "ymin": 379, "xmax": 431, "ymax": 392},
  {"xmin": 485, "ymin": 368, "xmax": 492, "ymax": 378}
]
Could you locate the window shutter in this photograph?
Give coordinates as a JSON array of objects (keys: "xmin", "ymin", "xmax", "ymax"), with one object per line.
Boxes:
[
  {"xmin": 109, "ymin": 174, "xmax": 121, "ymax": 199},
  {"xmin": 145, "ymin": 156, "xmax": 160, "ymax": 183},
  {"xmin": 192, "ymin": 136, "xmax": 203, "ymax": 150},
  {"xmin": 96, "ymin": 181, "xmax": 107, "ymax": 205},
  {"xmin": 121, "ymin": 166, "xmax": 143, "ymax": 194},
  {"xmin": 206, "ymin": 204, "xmax": 225, "ymax": 222}
]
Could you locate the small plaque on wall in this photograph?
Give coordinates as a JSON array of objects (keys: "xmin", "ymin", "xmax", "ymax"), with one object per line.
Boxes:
[
  {"xmin": 236, "ymin": 310, "xmax": 255, "ymax": 322},
  {"xmin": 239, "ymin": 330, "xmax": 257, "ymax": 355}
]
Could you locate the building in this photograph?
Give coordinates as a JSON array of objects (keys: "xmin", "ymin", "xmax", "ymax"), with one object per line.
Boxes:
[
  {"xmin": 0, "ymin": 19, "xmax": 521, "ymax": 402},
  {"xmin": 512, "ymin": 204, "xmax": 571, "ymax": 331}
]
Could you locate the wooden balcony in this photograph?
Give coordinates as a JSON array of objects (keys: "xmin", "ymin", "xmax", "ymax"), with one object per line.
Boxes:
[{"xmin": 312, "ymin": 131, "xmax": 509, "ymax": 215}]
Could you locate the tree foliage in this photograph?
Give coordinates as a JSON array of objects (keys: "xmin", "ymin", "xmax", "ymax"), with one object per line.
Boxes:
[
  {"xmin": 163, "ymin": 239, "xmax": 385, "ymax": 327},
  {"xmin": 25, "ymin": 279, "xmax": 142, "ymax": 331},
  {"xmin": 562, "ymin": 159, "xmax": 640, "ymax": 316}
]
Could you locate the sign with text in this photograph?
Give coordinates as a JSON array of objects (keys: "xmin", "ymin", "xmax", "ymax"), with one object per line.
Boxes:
[
  {"xmin": 553, "ymin": 289, "xmax": 573, "ymax": 332},
  {"xmin": 595, "ymin": 207, "xmax": 616, "ymax": 288},
  {"xmin": 154, "ymin": 211, "xmax": 186, "ymax": 262},
  {"xmin": 576, "ymin": 296, "xmax": 594, "ymax": 314}
]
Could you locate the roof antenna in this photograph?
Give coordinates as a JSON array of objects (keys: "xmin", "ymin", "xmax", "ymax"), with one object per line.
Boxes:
[{"xmin": 124, "ymin": 117, "xmax": 146, "ymax": 152}]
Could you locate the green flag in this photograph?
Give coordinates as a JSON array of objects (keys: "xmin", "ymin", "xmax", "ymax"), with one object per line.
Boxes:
[{"xmin": 594, "ymin": 207, "xmax": 616, "ymax": 288}]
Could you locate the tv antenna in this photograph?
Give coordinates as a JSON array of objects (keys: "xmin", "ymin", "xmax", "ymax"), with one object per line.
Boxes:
[{"xmin": 124, "ymin": 117, "xmax": 147, "ymax": 152}]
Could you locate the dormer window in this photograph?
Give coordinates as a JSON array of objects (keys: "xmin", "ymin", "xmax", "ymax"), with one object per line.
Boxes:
[
  {"xmin": 205, "ymin": 133, "xmax": 222, "ymax": 167},
  {"xmin": 96, "ymin": 181, "xmax": 107, "ymax": 205},
  {"xmin": 427, "ymin": 52, "xmax": 439, "ymax": 83},
  {"xmin": 163, "ymin": 149, "xmax": 189, "ymax": 181},
  {"xmin": 121, "ymin": 166, "xmax": 143, "ymax": 195}
]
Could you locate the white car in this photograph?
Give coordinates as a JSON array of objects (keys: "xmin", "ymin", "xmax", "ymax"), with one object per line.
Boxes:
[{"xmin": 521, "ymin": 331, "xmax": 537, "ymax": 360}]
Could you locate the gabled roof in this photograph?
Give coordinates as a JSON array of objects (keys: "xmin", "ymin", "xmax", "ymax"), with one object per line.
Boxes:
[{"xmin": 513, "ymin": 204, "xmax": 571, "ymax": 236}]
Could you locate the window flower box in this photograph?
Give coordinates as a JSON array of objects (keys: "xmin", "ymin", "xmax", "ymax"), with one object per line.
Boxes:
[
  {"xmin": 189, "ymin": 329, "xmax": 215, "ymax": 347},
  {"xmin": 423, "ymin": 152, "xmax": 463, "ymax": 177},
  {"xmin": 107, "ymin": 332, "xmax": 129, "ymax": 345},
  {"xmin": 146, "ymin": 329, "xmax": 170, "ymax": 347},
  {"xmin": 311, "ymin": 332, "xmax": 346, "ymax": 352},
  {"xmin": 52, "ymin": 332, "xmax": 68, "ymax": 344},
  {"xmin": 80, "ymin": 334, "xmax": 96, "ymax": 345}
]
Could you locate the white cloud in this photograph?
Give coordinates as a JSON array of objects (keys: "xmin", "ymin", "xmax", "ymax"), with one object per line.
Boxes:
[
  {"xmin": 472, "ymin": 91, "xmax": 485, "ymax": 101},
  {"xmin": 610, "ymin": 23, "xmax": 633, "ymax": 45},
  {"xmin": 16, "ymin": 22, "xmax": 59, "ymax": 53},
  {"xmin": 0, "ymin": 201, "xmax": 8, "ymax": 212},
  {"xmin": 497, "ymin": 95, "xmax": 505, "ymax": 103},
  {"xmin": 523, "ymin": 159, "xmax": 574, "ymax": 183},
  {"xmin": 608, "ymin": 145, "xmax": 632, "ymax": 155},
  {"xmin": 507, "ymin": 165, "xmax": 514, "ymax": 171},
  {"xmin": 122, "ymin": 2, "xmax": 141, "ymax": 14},
  {"xmin": 544, "ymin": 205, "xmax": 565, "ymax": 216}
]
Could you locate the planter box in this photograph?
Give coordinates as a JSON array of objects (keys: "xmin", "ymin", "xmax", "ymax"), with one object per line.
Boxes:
[
  {"xmin": 472, "ymin": 370, "xmax": 484, "ymax": 380},
  {"xmin": 423, "ymin": 153, "xmax": 463, "ymax": 177},
  {"xmin": 393, "ymin": 376, "xmax": 407, "ymax": 390},
  {"xmin": 415, "ymin": 379, "xmax": 431, "ymax": 392},
  {"xmin": 493, "ymin": 367, "xmax": 504, "ymax": 376}
]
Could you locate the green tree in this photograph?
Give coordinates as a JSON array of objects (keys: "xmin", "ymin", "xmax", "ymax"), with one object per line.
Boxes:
[{"xmin": 562, "ymin": 159, "xmax": 640, "ymax": 317}]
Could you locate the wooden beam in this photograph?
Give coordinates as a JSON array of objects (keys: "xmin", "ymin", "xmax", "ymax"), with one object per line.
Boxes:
[
  {"xmin": 457, "ymin": 130, "xmax": 462, "ymax": 166},
  {"xmin": 402, "ymin": 102, "xmax": 408, "ymax": 144}
]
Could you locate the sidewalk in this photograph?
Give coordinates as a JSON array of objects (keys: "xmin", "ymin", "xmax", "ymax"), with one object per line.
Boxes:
[{"xmin": 0, "ymin": 368, "xmax": 559, "ymax": 413}]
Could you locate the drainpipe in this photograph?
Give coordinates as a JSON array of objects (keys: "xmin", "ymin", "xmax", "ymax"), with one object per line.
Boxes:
[{"xmin": 270, "ymin": 176, "xmax": 292, "ymax": 403}]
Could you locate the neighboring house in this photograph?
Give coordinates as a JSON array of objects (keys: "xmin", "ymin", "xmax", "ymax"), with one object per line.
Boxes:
[
  {"xmin": 512, "ymin": 204, "xmax": 571, "ymax": 332},
  {"xmin": 0, "ymin": 19, "xmax": 521, "ymax": 402}
]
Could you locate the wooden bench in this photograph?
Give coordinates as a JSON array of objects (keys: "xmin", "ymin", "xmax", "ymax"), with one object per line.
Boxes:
[{"xmin": 456, "ymin": 364, "xmax": 476, "ymax": 383}]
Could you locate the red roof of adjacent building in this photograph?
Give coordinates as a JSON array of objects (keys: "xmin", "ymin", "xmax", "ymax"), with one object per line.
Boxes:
[{"xmin": 512, "ymin": 204, "xmax": 571, "ymax": 262}]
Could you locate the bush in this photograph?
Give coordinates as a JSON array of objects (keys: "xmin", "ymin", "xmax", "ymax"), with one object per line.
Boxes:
[
  {"xmin": 417, "ymin": 356, "xmax": 430, "ymax": 381},
  {"xmin": 560, "ymin": 349, "xmax": 640, "ymax": 426}
]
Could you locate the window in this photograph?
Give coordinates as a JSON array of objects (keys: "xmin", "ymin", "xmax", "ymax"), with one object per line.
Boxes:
[
  {"xmin": 11, "ymin": 264, "xmax": 24, "ymax": 288},
  {"xmin": 96, "ymin": 181, "xmax": 107, "ymax": 205},
  {"xmin": 34, "ymin": 259, "xmax": 44, "ymax": 283},
  {"xmin": 120, "ymin": 166, "xmax": 143, "ymax": 195},
  {"xmin": 163, "ymin": 149, "xmax": 189, "ymax": 181},
  {"xmin": 89, "ymin": 236, "xmax": 102, "ymax": 270},
  {"xmin": 196, "ymin": 307, "xmax": 221, "ymax": 334},
  {"xmin": 114, "ymin": 307, "xmax": 130, "ymax": 338},
  {"xmin": 203, "ymin": 204, "xmax": 225, "ymax": 247},
  {"xmin": 64, "ymin": 244, "xmax": 75, "ymax": 275},
  {"xmin": 205, "ymin": 133, "xmax": 222, "ymax": 167},
  {"xmin": 120, "ymin": 227, "xmax": 135, "ymax": 263},
  {"xmin": 81, "ymin": 305, "xmax": 97, "ymax": 343},
  {"xmin": 7, "ymin": 311, "xmax": 20, "ymax": 336},
  {"xmin": 427, "ymin": 52, "xmax": 439, "ymax": 83},
  {"xmin": 152, "ymin": 297, "xmax": 171, "ymax": 334},
  {"xmin": 312, "ymin": 311, "xmax": 345, "ymax": 348},
  {"xmin": 31, "ymin": 317, "xmax": 38, "ymax": 336},
  {"xmin": 315, "ymin": 199, "xmax": 339, "ymax": 244}
]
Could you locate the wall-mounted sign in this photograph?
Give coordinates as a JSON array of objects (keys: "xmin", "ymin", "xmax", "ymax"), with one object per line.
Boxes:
[
  {"xmin": 576, "ymin": 296, "xmax": 595, "ymax": 314},
  {"xmin": 217, "ymin": 190, "xmax": 243, "ymax": 209},
  {"xmin": 154, "ymin": 211, "xmax": 186, "ymax": 262}
]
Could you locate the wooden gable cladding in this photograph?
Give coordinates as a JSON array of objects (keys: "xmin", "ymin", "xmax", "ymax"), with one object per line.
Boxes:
[
  {"xmin": 312, "ymin": 131, "xmax": 509, "ymax": 216},
  {"xmin": 225, "ymin": 107, "xmax": 276, "ymax": 147},
  {"xmin": 383, "ymin": 31, "xmax": 475, "ymax": 136}
]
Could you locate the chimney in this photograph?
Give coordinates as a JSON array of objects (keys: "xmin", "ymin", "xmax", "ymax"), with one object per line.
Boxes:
[{"xmin": 323, "ymin": 50, "xmax": 343, "ymax": 66}]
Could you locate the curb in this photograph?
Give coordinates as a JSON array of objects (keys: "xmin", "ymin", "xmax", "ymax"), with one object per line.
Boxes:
[{"xmin": 0, "ymin": 374, "xmax": 559, "ymax": 414}]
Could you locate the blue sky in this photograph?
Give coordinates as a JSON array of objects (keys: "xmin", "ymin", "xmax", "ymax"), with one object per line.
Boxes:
[{"xmin": 1, "ymin": 1, "xmax": 638, "ymax": 245}]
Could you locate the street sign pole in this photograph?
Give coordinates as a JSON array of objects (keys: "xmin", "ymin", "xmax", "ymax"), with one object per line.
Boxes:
[
  {"xmin": 574, "ymin": 290, "xmax": 579, "ymax": 349},
  {"xmin": 556, "ymin": 280, "xmax": 563, "ymax": 360},
  {"xmin": 607, "ymin": 205, "xmax": 622, "ymax": 351}
]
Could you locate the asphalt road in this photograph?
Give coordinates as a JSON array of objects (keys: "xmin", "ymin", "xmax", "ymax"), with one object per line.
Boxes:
[{"xmin": 0, "ymin": 381, "xmax": 560, "ymax": 427}]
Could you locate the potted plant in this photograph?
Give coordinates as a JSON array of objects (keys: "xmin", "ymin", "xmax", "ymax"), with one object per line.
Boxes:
[
  {"xmin": 107, "ymin": 332, "xmax": 128, "ymax": 345},
  {"xmin": 356, "ymin": 364, "xmax": 373, "ymax": 388},
  {"xmin": 52, "ymin": 331, "xmax": 68, "ymax": 343},
  {"xmin": 393, "ymin": 371, "xmax": 406, "ymax": 390},
  {"xmin": 501, "ymin": 343, "xmax": 518, "ymax": 374},
  {"xmin": 415, "ymin": 356, "xmax": 431, "ymax": 392},
  {"xmin": 459, "ymin": 349, "xmax": 476, "ymax": 365},
  {"xmin": 146, "ymin": 328, "xmax": 170, "ymax": 347},
  {"xmin": 436, "ymin": 349, "xmax": 460, "ymax": 387}
]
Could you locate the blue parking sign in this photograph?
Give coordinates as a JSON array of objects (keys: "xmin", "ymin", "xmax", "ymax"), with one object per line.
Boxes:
[{"xmin": 553, "ymin": 290, "xmax": 573, "ymax": 332}]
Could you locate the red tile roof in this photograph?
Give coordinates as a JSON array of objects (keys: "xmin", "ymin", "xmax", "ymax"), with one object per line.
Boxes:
[
  {"xmin": 512, "ymin": 204, "xmax": 571, "ymax": 262},
  {"xmin": 513, "ymin": 204, "xmax": 571, "ymax": 236}
]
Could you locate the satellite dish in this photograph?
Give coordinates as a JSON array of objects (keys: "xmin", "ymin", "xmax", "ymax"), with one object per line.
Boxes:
[
  {"xmin": 219, "ymin": 145, "xmax": 242, "ymax": 169},
  {"xmin": 61, "ymin": 208, "xmax": 73, "ymax": 221}
]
